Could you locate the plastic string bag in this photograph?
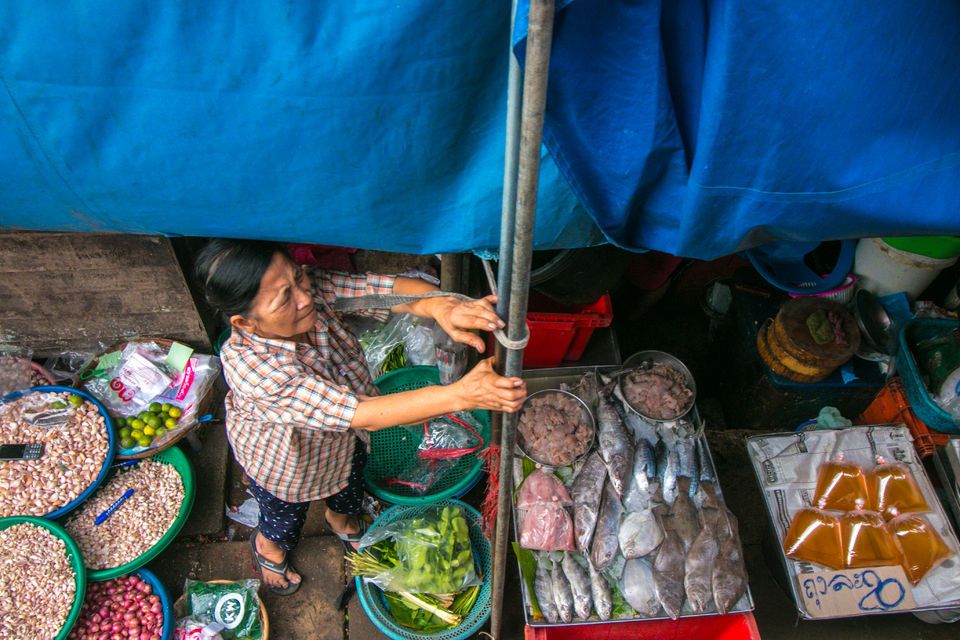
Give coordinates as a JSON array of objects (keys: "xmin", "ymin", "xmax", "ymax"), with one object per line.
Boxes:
[
  {"xmin": 782, "ymin": 505, "xmax": 844, "ymax": 570},
  {"xmin": 869, "ymin": 457, "xmax": 930, "ymax": 519},
  {"xmin": 839, "ymin": 501, "xmax": 899, "ymax": 569},
  {"xmin": 382, "ymin": 412, "xmax": 484, "ymax": 495},
  {"xmin": 887, "ymin": 512, "xmax": 955, "ymax": 585}
]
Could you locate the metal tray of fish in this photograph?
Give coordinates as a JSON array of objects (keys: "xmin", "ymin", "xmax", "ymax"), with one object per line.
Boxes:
[
  {"xmin": 932, "ymin": 438, "xmax": 960, "ymax": 535},
  {"xmin": 512, "ymin": 366, "xmax": 755, "ymax": 627}
]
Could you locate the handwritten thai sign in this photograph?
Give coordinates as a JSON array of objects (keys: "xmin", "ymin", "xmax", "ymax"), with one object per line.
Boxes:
[{"xmin": 798, "ymin": 566, "xmax": 916, "ymax": 618}]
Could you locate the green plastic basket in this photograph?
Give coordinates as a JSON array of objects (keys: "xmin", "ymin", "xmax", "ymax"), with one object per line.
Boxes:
[
  {"xmin": 364, "ymin": 367, "xmax": 490, "ymax": 506},
  {"xmin": 0, "ymin": 516, "xmax": 87, "ymax": 640},
  {"xmin": 355, "ymin": 500, "xmax": 491, "ymax": 640},
  {"xmin": 70, "ymin": 446, "xmax": 196, "ymax": 581}
]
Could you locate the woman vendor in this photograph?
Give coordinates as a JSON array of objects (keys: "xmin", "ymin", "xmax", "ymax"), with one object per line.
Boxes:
[{"xmin": 196, "ymin": 239, "xmax": 526, "ymax": 595}]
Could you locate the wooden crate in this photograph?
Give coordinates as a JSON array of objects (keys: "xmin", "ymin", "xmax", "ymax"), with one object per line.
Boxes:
[{"xmin": 0, "ymin": 232, "xmax": 211, "ymax": 356}]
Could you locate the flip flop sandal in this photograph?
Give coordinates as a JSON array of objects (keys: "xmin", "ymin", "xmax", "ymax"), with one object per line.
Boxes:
[
  {"xmin": 250, "ymin": 531, "xmax": 302, "ymax": 596},
  {"xmin": 326, "ymin": 515, "xmax": 368, "ymax": 553}
]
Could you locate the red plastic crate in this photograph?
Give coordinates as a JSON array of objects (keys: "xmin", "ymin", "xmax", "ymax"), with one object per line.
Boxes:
[
  {"xmin": 524, "ymin": 613, "xmax": 761, "ymax": 640},
  {"xmin": 488, "ymin": 293, "xmax": 614, "ymax": 368},
  {"xmin": 855, "ymin": 377, "xmax": 950, "ymax": 458}
]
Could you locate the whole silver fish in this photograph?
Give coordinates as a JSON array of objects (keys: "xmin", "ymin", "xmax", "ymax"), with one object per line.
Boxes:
[
  {"xmin": 619, "ymin": 508, "xmax": 663, "ymax": 559},
  {"xmin": 623, "ymin": 439, "xmax": 658, "ymax": 512},
  {"xmin": 561, "ymin": 553, "xmax": 593, "ymax": 620},
  {"xmin": 700, "ymin": 480, "xmax": 722, "ymax": 510},
  {"xmin": 713, "ymin": 514, "xmax": 748, "ymax": 614},
  {"xmin": 653, "ymin": 527, "xmax": 687, "ymax": 620},
  {"xmin": 675, "ymin": 437, "xmax": 700, "ymax": 497},
  {"xmin": 621, "ymin": 558, "xmax": 660, "ymax": 618},
  {"xmin": 552, "ymin": 559, "xmax": 575, "ymax": 623},
  {"xmin": 590, "ymin": 480, "xmax": 623, "ymax": 570},
  {"xmin": 588, "ymin": 561, "xmax": 613, "ymax": 621},
  {"xmin": 534, "ymin": 559, "xmax": 558, "ymax": 623},
  {"xmin": 656, "ymin": 440, "xmax": 679, "ymax": 506},
  {"xmin": 684, "ymin": 524, "xmax": 720, "ymax": 613},
  {"xmin": 668, "ymin": 477, "xmax": 701, "ymax": 552},
  {"xmin": 596, "ymin": 392, "xmax": 635, "ymax": 498},
  {"xmin": 571, "ymin": 452, "xmax": 608, "ymax": 554},
  {"xmin": 697, "ymin": 436, "xmax": 716, "ymax": 483},
  {"xmin": 571, "ymin": 371, "xmax": 601, "ymax": 415}
]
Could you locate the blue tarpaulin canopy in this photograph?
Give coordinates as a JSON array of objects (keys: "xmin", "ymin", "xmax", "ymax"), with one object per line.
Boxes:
[{"xmin": 1, "ymin": 1, "xmax": 959, "ymax": 258}]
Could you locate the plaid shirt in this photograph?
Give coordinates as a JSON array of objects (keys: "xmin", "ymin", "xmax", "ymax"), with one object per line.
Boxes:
[{"xmin": 220, "ymin": 269, "xmax": 396, "ymax": 502}]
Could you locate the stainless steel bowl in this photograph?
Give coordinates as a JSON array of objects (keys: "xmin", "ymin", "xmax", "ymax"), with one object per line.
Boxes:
[
  {"xmin": 618, "ymin": 350, "xmax": 697, "ymax": 423},
  {"xmin": 853, "ymin": 288, "xmax": 897, "ymax": 356},
  {"xmin": 516, "ymin": 388, "xmax": 596, "ymax": 468}
]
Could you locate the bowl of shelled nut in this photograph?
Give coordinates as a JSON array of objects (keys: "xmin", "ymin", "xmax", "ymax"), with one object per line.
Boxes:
[
  {"xmin": 0, "ymin": 516, "xmax": 87, "ymax": 639},
  {"xmin": 0, "ymin": 386, "xmax": 116, "ymax": 519},
  {"xmin": 63, "ymin": 446, "xmax": 195, "ymax": 581}
]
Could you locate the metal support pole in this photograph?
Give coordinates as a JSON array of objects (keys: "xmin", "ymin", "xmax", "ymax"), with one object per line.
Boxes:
[{"xmin": 490, "ymin": 1, "xmax": 555, "ymax": 637}]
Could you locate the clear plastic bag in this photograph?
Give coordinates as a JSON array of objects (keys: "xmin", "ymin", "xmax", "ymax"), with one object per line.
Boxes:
[
  {"xmin": 0, "ymin": 346, "xmax": 35, "ymax": 395},
  {"xmin": 174, "ymin": 618, "xmax": 226, "ymax": 640},
  {"xmin": 353, "ymin": 314, "xmax": 420, "ymax": 378},
  {"xmin": 869, "ymin": 459, "xmax": 930, "ymax": 519},
  {"xmin": 783, "ymin": 506, "xmax": 844, "ymax": 570},
  {"xmin": 812, "ymin": 455, "xmax": 870, "ymax": 512},
  {"xmin": 518, "ymin": 502, "xmax": 576, "ymax": 552},
  {"xmin": 358, "ymin": 504, "xmax": 480, "ymax": 594},
  {"xmin": 84, "ymin": 342, "xmax": 175, "ymax": 416},
  {"xmin": 888, "ymin": 513, "xmax": 955, "ymax": 585},
  {"xmin": 516, "ymin": 469, "xmax": 573, "ymax": 509},
  {"xmin": 404, "ymin": 321, "xmax": 437, "ymax": 366},
  {"xmin": 382, "ymin": 413, "xmax": 483, "ymax": 494},
  {"xmin": 839, "ymin": 505, "xmax": 899, "ymax": 569},
  {"xmin": 42, "ymin": 350, "xmax": 96, "ymax": 386}
]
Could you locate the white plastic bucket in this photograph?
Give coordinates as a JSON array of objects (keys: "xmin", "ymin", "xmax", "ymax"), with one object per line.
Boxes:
[{"xmin": 854, "ymin": 237, "xmax": 958, "ymax": 300}]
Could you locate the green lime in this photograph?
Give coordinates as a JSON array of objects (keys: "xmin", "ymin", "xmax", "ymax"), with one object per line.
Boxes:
[
  {"xmin": 143, "ymin": 425, "xmax": 156, "ymax": 436},
  {"xmin": 155, "ymin": 426, "xmax": 168, "ymax": 437},
  {"xmin": 120, "ymin": 437, "xmax": 136, "ymax": 449},
  {"xmin": 136, "ymin": 436, "xmax": 152, "ymax": 448},
  {"xmin": 131, "ymin": 429, "xmax": 144, "ymax": 440},
  {"xmin": 119, "ymin": 427, "xmax": 132, "ymax": 439},
  {"xmin": 138, "ymin": 412, "xmax": 150, "ymax": 422},
  {"xmin": 161, "ymin": 403, "xmax": 172, "ymax": 413},
  {"xmin": 145, "ymin": 415, "xmax": 161, "ymax": 428},
  {"xmin": 148, "ymin": 402, "xmax": 162, "ymax": 413},
  {"xmin": 68, "ymin": 394, "xmax": 84, "ymax": 408},
  {"xmin": 131, "ymin": 419, "xmax": 145, "ymax": 430},
  {"xmin": 163, "ymin": 417, "xmax": 176, "ymax": 429},
  {"xmin": 168, "ymin": 407, "xmax": 183, "ymax": 419}
]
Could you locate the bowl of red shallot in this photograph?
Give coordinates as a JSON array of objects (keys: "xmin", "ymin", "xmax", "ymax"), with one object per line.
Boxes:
[
  {"xmin": 516, "ymin": 389, "xmax": 595, "ymax": 467},
  {"xmin": 619, "ymin": 350, "xmax": 697, "ymax": 423}
]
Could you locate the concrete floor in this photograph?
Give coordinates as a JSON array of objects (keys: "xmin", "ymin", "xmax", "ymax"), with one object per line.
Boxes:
[{"xmin": 143, "ymin": 254, "xmax": 958, "ymax": 638}]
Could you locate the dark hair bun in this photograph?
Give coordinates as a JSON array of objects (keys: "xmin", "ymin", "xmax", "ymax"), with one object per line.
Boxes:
[{"xmin": 194, "ymin": 239, "xmax": 286, "ymax": 318}]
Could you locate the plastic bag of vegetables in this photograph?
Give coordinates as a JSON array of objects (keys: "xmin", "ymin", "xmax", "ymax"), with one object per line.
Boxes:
[{"xmin": 354, "ymin": 505, "xmax": 481, "ymax": 595}]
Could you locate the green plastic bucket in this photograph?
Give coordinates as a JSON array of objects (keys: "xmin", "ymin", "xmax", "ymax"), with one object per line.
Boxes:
[
  {"xmin": 68, "ymin": 446, "xmax": 196, "ymax": 581},
  {"xmin": 883, "ymin": 236, "xmax": 960, "ymax": 260},
  {"xmin": 364, "ymin": 366, "xmax": 490, "ymax": 506},
  {"xmin": 0, "ymin": 516, "xmax": 87, "ymax": 640}
]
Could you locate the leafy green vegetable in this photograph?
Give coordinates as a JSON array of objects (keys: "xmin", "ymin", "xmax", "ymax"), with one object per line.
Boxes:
[
  {"xmin": 609, "ymin": 581, "xmax": 636, "ymax": 620},
  {"xmin": 521, "ymin": 456, "xmax": 537, "ymax": 480},
  {"xmin": 385, "ymin": 591, "xmax": 457, "ymax": 632},
  {"xmin": 512, "ymin": 543, "xmax": 541, "ymax": 619}
]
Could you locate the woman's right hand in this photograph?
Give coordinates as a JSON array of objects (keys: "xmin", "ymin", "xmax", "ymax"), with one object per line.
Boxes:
[{"xmin": 453, "ymin": 357, "xmax": 527, "ymax": 413}]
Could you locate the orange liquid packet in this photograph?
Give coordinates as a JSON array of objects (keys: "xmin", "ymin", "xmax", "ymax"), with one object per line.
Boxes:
[
  {"xmin": 887, "ymin": 513, "xmax": 954, "ymax": 585},
  {"xmin": 783, "ymin": 507, "xmax": 844, "ymax": 570},
  {"xmin": 813, "ymin": 457, "xmax": 869, "ymax": 512},
  {"xmin": 839, "ymin": 507, "xmax": 900, "ymax": 569},
  {"xmin": 869, "ymin": 461, "xmax": 929, "ymax": 519}
]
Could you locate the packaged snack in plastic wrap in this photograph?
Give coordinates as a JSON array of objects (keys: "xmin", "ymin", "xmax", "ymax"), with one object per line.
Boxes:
[
  {"xmin": 869, "ymin": 459, "xmax": 929, "ymax": 519},
  {"xmin": 782, "ymin": 506, "xmax": 844, "ymax": 570},
  {"xmin": 184, "ymin": 579, "xmax": 262, "ymax": 640},
  {"xmin": 357, "ymin": 504, "xmax": 480, "ymax": 594},
  {"xmin": 812, "ymin": 455, "xmax": 869, "ymax": 512},
  {"xmin": 84, "ymin": 342, "xmax": 174, "ymax": 416},
  {"xmin": 518, "ymin": 503, "xmax": 576, "ymax": 552},
  {"xmin": 838, "ymin": 503, "xmax": 899, "ymax": 569},
  {"xmin": 887, "ymin": 513, "xmax": 955, "ymax": 585},
  {"xmin": 174, "ymin": 618, "xmax": 225, "ymax": 640}
]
